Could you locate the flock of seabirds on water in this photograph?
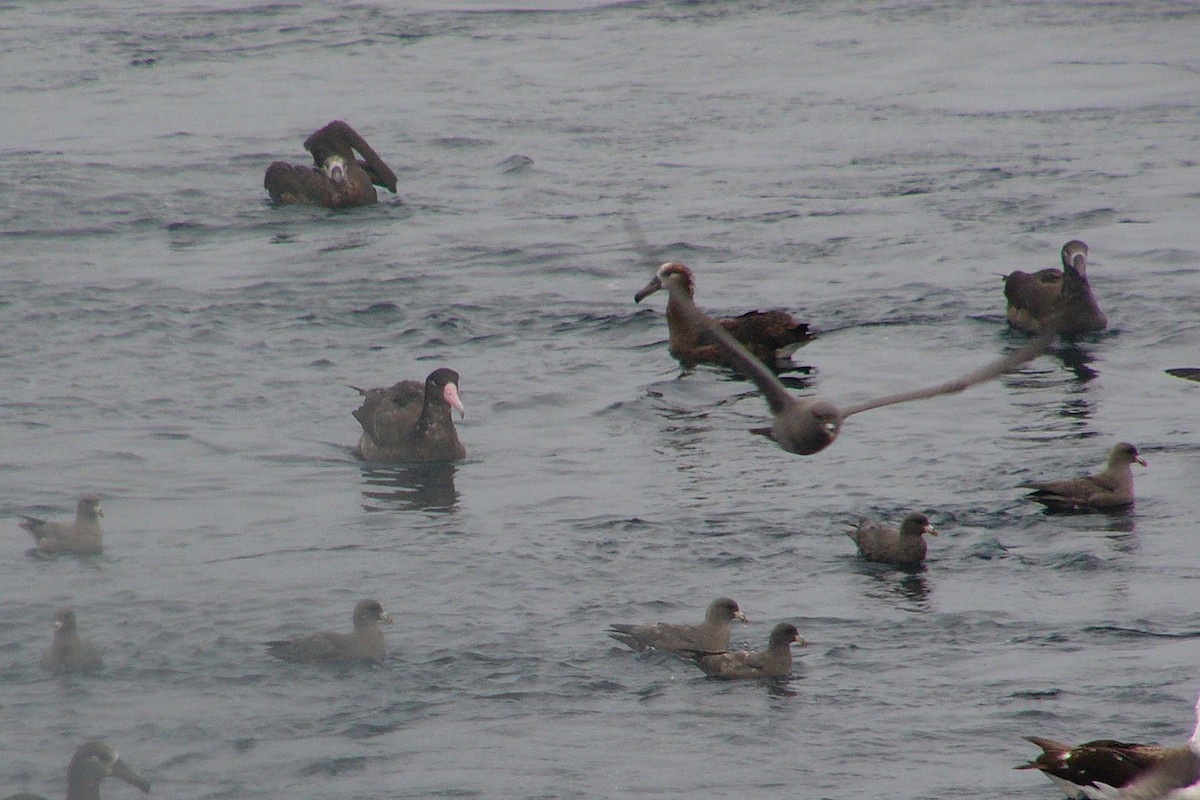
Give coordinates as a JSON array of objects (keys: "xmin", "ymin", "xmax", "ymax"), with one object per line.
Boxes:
[{"xmin": 9, "ymin": 120, "xmax": 1200, "ymax": 800}]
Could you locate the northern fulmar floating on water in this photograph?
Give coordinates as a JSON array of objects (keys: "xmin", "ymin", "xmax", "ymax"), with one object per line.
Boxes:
[
  {"xmin": 2, "ymin": 740, "xmax": 151, "ymax": 800},
  {"xmin": 637, "ymin": 261, "xmax": 1051, "ymax": 456},
  {"xmin": 1004, "ymin": 240, "xmax": 1108, "ymax": 336},
  {"xmin": 264, "ymin": 120, "xmax": 398, "ymax": 208},
  {"xmin": 265, "ymin": 599, "xmax": 393, "ymax": 666},
  {"xmin": 1020, "ymin": 442, "xmax": 1145, "ymax": 511},
  {"xmin": 351, "ymin": 368, "xmax": 466, "ymax": 463},
  {"xmin": 634, "ymin": 262, "xmax": 812, "ymax": 371},
  {"xmin": 18, "ymin": 494, "xmax": 103, "ymax": 555},
  {"xmin": 40, "ymin": 607, "xmax": 103, "ymax": 674},
  {"xmin": 683, "ymin": 621, "xmax": 805, "ymax": 681},
  {"xmin": 848, "ymin": 512, "xmax": 938, "ymax": 566},
  {"xmin": 608, "ymin": 597, "xmax": 748, "ymax": 655}
]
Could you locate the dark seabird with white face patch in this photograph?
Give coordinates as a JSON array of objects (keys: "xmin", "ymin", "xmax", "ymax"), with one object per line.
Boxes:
[
  {"xmin": 1020, "ymin": 442, "xmax": 1146, "ymax": 511},
  {"xmin": 40, "ymin": 607, "xmax": 103, "ymax": 674},
  {"xmin": 352, "ymin": 367, "xmax": 466, "ymax": 463},
  {"xmin": 1004, "ymin": 240, "xmax": 1108, "ymax": 335},
  {"xmin": 2, "ymin": 740, "xmax": 151, "ymax": 800},
  {"xmin": 265, "ymin": 599, "xmax": 393, "ymax": 666},
  {"xmin": 264, "ymin": 120, "xmax": 398, "ymax": 208},
  {"xmin": 608, "ymin": 597, "xmax": 748, "ymax": 654},
  {"xmin": 634, "ymin": 262, "xmax": 812, "ymax": 370},
  {"xmin": 641, "ymin": 261, "xmax": 1051, "ymax": 456},
  {"xmin": 684, "ymin": 621, "xmax": 805, "ymax": 681},
  {"xmin": 18, "ymin": 494, "xmax": 103, "ymax": 555}
]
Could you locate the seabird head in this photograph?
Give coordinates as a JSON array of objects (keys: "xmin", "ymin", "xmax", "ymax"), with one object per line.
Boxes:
[
  {"xmin": 635, "ymin": 262, "xmax": 695, "ymax": 303},
  {"xmin": 322, "ymin": 154, "xmax": 349, "ymax": 184},
  {"xmin": 900, "ymin": 512, "xmax": 938, "ymax": 537},
  {"xmin": 1060, "ymin": 240, "xmax": 1088, "ymax": 274}
]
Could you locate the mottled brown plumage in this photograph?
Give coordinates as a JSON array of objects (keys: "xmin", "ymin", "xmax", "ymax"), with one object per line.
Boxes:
[
  {"xmin": 264, "ymin": 120, "xmax": 398, "ymax": 208},
  {"xmin": 634, "ymin": 262, "xmax": 812, "ymax": 370},
  {"xmin": 40, "ymin": 608, "xmax": 103, "ymax": 674},
  {"xmin": 1004, "ymin": 240, "xmax": 1107, "ymax": 335},
  {"xmin": 1021, "ymin": 442, "xmax": 1146, "ymax": 511},
  {"xmin": 265, "ymin": 599, "xmax": 393, "ymax": 666},
  {"xmin": 685, "ymin": 621, "xmax": 805, "ymax": 680},
  {"xmin": 352, "ymin": 368, "xmax": 466, "ymax": 463},
  {"xmin": 2, "ymin": 741, "xmax": 150, "ymax": 800},
  {"xmin": 18, "ymin": 494, "xmax": 103, "ymax": 555},
  {"xmin": 608, "ymin": 597, "xmax": 748, "ymax": 654},
  {"xmin": 848, "ymin": 512, "xmax": 937, "ymax": 565}
]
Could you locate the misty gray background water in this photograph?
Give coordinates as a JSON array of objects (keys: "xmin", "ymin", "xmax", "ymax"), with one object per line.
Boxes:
[{"xmin": 2, "ymin": 1, "xmax": 1198, "ymax": 798}]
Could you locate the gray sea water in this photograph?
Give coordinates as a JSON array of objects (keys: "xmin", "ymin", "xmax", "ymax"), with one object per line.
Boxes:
[{"xmin": 2, "ymin": 1, "xmax": 1199, "ymax": 798}]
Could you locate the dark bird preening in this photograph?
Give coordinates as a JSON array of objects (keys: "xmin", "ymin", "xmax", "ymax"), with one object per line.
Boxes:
[
  {"xmin": 265, "ymin": 599, "xmax": 393, "ymax": 666},
  {"xmin": 848, "ymin": 512, "xmax": 937, "ymax": 565},
  {"xmin": 18, "ymin": 494, "xmax": 104, "ymax": 555},
  {"xmin": 1, "ymin": 740, "xmax": 150, "ymax": 800},
  {"xmin": 1020, "ymin": 442, "xmax": 1146, "ymax": 511},
  {"xmin": 634, "ymin": 261, "xmax": 812, "ymax": 371},
  {"xmin": 634, "ymin": 260, "xmax": 1050, "ymax": 456},
  {"xmin": 684, "ymin": 621, "xmax": 805, "ymax": 681},
  {"xmin": 40, "ymin": 607, "xmax": 103, "ymax": 674},
  {"xmin": 1004, "ymin": 240, "xmax": 1108, "ymax": 336},
  {"xmin": 352, "ymin": 367, "xmax": 466, "ymax": 463},
  {"xmin": 608, "ymin": 597, "xmax": 748, "ymax": 654},
  {"xmin": 264, "ymin": 120, "xmax": 398, "ymax": 208}
]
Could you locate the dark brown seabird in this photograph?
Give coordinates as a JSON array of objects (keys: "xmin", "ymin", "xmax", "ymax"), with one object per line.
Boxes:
[
  {"xmin": 634, "ymin": 262, "xmax": 812, "ymax": 370},
  {"xmin": 1109, "ymin": 693, "xmax": 1200, "ymax": 800},
  {"xmin": 1027, "ymin": 693, "xmax": 1200, "ymax": 800},
  {"xmin": 684, "ymin": 621, "xmax": 805, "ymax": 680},
  {"xmin": 1166, "ymin": 369, "xmax": 1200, "ymax": 383},
  {"xmin": 40, "ymin": 607, "xmax": 103, "ymax": 674},
  {"xmin": 848, "ymin": 512, "xmax": 937, "ymax": 565},
  {"xmin": 265, "ymin": 599, "xmax": 393, "ymax": 666},
  {"xmin": 1004, "ymin": 240, "xmax": 1108, "ymax": 335},
  {"xmin": 351, "ymin": 368, "xmax": 466, "ymax": 463},
  {"xmin": 642, "ymin": 261, "xmax": 1051, "ymax": 455},
  {"xmin": 264, "ymin": 120, "xmax": 398, "ymax": 208},
  {"xmin": 1018, "ymin": 736, "xmax": 1170, "ymax": 799},
  {"xmin": 608, "ymin": 597, "xmax": 748, "ymax": 654},
  {"xmin": 2, "ymin": 740, "xmax": 151, "ymax": 800},
  {"xmin": 18, "ymin": 494, "xmax": 103, "ymax": 555},
  {"xmin": 1020, "ymin": 442, "xmax": 1146, "ymax": 511}
]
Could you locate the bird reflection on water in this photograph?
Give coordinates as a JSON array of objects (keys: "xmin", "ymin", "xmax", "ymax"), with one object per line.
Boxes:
[{"xmin": 358, "ymin": 462, "xmax": 459, "ymax": 512}]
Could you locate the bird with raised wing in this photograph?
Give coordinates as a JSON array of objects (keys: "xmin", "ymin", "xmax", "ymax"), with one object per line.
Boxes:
[
  {"xmin": 640, "ymin": 261, "xmax": 1050, "ymax": 456},
  {"xmin": 264, "ymin": 120, "xmax": 398, "ymax": 208}
]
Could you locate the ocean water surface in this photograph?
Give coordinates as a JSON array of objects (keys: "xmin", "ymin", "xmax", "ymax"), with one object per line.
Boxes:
[{"xmin": 2, "ymin": 1, "xmax": 1199, "ymax": 798}]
